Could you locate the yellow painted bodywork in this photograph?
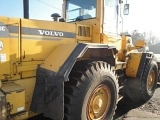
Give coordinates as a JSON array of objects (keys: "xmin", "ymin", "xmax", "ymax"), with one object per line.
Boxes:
[
  {"xmin": 1, "ymin": 82, "xmax": 25, "ymax": 115},
  {"xmin": 0, "ymin": 78, "xmax": 36, "ymax": 119},
  {"xmin": 125, "ymin": 53, "xmax": 142, "ymax": 77},
  {"xmin": 21, "ymin": 19, "xmax": 76, "ymax": 61},
  {"xmin": 0, "ymin": 16, "xmax": 77, "ymax": 81},
  {"xmin": 41, "ymin": 44, "xmax": 77, "ymax": 72},
  {"xmin": 0, "ymin": 17, "xmax": 20, "ymax": 79},
  {"xmin": 102, "ymin": 34, "xmax": 122, "ymax": 51},
  {"xmin": 129, "ymin": 40, "xmax": 146, "ymax": 51},
  {"xmin": 15, "ymin": 77, "xmax": 36, "ymax": 117}
]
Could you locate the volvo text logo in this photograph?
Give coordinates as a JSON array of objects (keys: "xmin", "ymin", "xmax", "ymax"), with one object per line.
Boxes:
[{"xmin": 38, "ymin": 30, "xmax": 64, "ymax": 37}]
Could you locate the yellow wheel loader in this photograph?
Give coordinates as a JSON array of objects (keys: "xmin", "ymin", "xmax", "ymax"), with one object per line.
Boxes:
[{"xmin": 0, "ymin": 0, "xmax": 159, "ymax": 120}]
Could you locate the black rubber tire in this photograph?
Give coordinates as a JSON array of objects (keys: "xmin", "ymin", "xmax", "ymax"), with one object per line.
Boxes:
[
  {"xmin": 64, "ymin": 61, "xmax": 119, "ymax": 120},
  {"xmin": 125, "ymin": 58, "xmax": 158, "ymax": 103}
]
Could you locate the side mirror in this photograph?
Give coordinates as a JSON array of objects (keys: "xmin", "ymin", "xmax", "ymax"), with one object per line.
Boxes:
[{"xmin": 123, "ymin": 4, "xmax": 129, "ymax": 15}]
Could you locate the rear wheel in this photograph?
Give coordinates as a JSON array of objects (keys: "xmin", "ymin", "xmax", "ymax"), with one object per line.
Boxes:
[
  {"xmin": 64, "ymin": 61, "xmax": 119, "ymax": 120},
  {"xmin": 125, "ymin": 58, "xmax": 158, "ymax": 103}
]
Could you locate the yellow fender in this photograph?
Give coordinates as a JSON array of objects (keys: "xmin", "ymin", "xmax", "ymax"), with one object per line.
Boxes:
[{"xmin": 126, "ymin": 52, "xmax": 155, "ymax": 78}]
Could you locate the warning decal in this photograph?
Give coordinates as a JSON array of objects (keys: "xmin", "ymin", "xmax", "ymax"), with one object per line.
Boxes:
[{"xmin": 0, "ymin": 54, "xmax": 6, "ymax": 62}]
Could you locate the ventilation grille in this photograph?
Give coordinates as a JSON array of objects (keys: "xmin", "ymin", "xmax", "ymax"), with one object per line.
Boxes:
[{"xmin": 78, "ymin": 26, "xmax": 91, "ymax": 37}]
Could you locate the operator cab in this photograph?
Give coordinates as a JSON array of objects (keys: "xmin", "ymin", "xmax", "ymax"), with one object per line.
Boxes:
[{"xmin": 65, "ymin": 0, "xmax": 129, "ymax": 35}]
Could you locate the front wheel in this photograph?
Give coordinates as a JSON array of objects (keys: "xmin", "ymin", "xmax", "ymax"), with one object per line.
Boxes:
[
  {"xmin": 64, "ymin": 61, "xmax": 119, "ymax": 120},
  {"xmin": 125, "ymin": 58, "xmax": 158, "ymax": 103},
  {"xmin": 141, "ymin": 59, "xmax": 158, "ymax": 101}
]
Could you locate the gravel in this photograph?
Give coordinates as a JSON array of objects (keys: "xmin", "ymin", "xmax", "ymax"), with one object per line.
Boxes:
[{"xmin": 114, "ymin": 84, "xmax": 160, "ymax": 120}]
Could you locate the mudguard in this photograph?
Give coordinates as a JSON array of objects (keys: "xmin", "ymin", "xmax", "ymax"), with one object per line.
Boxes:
[{"xmin": 30, "ymin": 43, "xmax": 117, "ymax": 120}]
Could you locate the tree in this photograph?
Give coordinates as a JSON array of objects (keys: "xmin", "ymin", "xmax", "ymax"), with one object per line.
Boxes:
[{"xmin": 122, "ymin": 30, "xmax": 160, "ymax": 47}]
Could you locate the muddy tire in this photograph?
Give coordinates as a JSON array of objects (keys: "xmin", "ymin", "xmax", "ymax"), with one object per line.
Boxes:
[
  {"xmin": 125, "ymin": 58, "xmax": 158, "ymax": 103},
  {"xmin": 64, "ymin": 61, "xmax": 119, "ymax": 120}
]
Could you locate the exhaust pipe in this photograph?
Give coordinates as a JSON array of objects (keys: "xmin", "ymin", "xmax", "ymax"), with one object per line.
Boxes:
[{"xmin": 23, "ymin": 0, "xmax": 29, "ymax": 19}]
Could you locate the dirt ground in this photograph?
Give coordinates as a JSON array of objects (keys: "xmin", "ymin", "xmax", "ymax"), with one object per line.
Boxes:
[{"xmin": 114, "ymin": 83, "xmax": 160, "ymax": 120}]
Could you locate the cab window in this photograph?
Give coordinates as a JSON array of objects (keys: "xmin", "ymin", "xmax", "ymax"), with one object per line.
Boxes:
[{"xmin": 66, "ymin": 0, "xmax": 96, "ymax": 22}]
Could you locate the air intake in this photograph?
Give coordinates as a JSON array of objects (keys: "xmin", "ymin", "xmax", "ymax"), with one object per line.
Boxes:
[{"xmin": 78, "ymin": 26, "xmax": 91, "ymax": 37}]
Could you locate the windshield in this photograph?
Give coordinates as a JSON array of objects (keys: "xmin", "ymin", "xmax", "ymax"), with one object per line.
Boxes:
[{"xmin": 66, "ymin": 0, "xmax": 96, "ymax": 22}]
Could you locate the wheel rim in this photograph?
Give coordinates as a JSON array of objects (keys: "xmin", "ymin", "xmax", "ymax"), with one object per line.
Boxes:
[
  {"xmin": 147, "ymin": 70, "xmax": 155, "ymax": 90},
  {"xmin": 87, "ymin": 84, "xmax": 111, "ymax": 120}
]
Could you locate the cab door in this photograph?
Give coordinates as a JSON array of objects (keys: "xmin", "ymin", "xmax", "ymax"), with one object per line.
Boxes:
[{"xmin": 103, "ymin": 0, "xmax": 119, "ymax": 34}]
